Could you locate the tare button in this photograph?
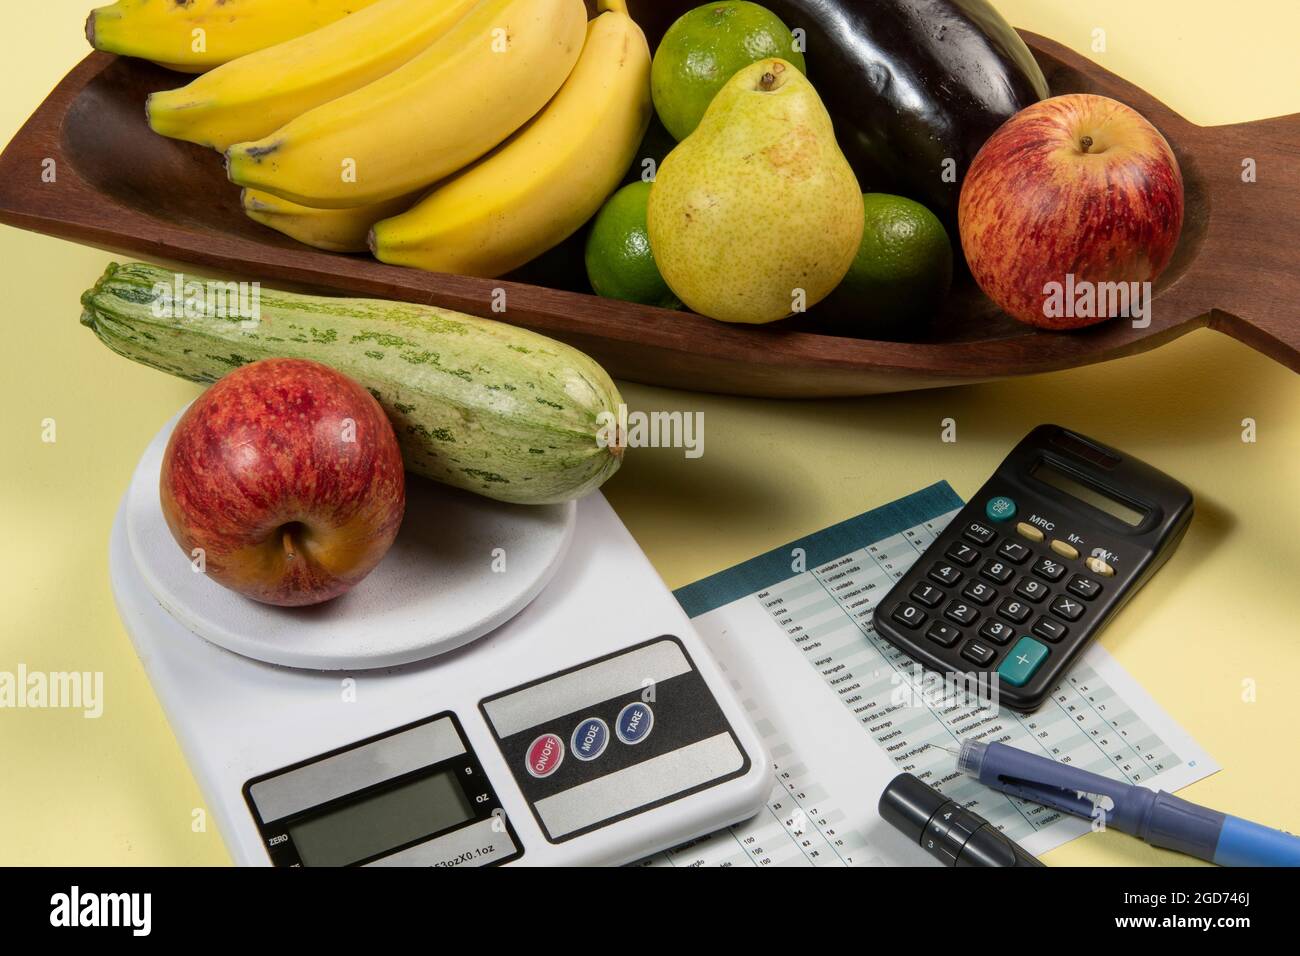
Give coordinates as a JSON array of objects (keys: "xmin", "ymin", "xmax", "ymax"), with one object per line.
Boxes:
[
  {"xmin": 615, "ymin": 702, "xmax": 654, "ymax": 745},
  {"xmin": 525, "ymin": 733, "xmax": 565, "ymax": 778}
]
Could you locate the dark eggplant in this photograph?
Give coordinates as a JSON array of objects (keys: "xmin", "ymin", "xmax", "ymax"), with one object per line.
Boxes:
[{"xmin": 762, "ymin": 0, "xmax": 1049, "ymax": 224}]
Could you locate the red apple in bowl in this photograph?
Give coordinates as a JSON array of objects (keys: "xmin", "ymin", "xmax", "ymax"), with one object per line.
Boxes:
[
  {"xmin": 160, "ymin": 358, "xmax": 405, "ymax": 607},
  {"xmin": 958, "ymin": 93, "xmax": 1184, "ymax": 329}
]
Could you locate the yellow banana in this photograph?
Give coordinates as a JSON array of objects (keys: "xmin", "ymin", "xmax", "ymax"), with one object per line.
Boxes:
[
  {"xmin": 87, "ymin": 0, "xmax": 382, "ymax": 74},
  {"xmin": 147, "ymin": 0, "xmax": 479, "ymax": 151},
  {"xmin": 370, "ymin": 6, "xmax": 651, "ymax": 278},
  {"xmin": 225, "ymin": 0, "xmax": 587, "ymax": 209},
  {"xmin": 242, "ymin": 189, "xmax": 423, "ymax": 253}
]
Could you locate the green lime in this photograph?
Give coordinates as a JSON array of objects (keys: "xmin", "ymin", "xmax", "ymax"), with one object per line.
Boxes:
[
  {"xmin": 586, "ymin": 182, "xmax": 681, "ymax": 310},
  {"xmin": 651, "ymin": 2, "xmax": 807, "ymax": 141},
  {"xmin": 822, "ymin": 194, "xmax": 954, "ymax": 338}
]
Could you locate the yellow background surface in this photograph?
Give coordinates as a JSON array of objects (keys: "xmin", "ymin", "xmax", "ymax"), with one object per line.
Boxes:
[{"xmin": 1, "ymin": 1, "xmax": 1297, "ymax": 866}]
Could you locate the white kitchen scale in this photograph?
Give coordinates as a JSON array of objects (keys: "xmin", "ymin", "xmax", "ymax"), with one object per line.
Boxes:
[{"xmin": 110, "ymin": 413, "xmax": 769, "ymax": 867}]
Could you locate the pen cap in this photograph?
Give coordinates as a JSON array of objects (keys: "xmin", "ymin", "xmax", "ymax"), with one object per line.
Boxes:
[
  {"xmin": 878, "ymin": 772, "xmax": 948, "ymax": 842},
  {"xmin": 879, "ymin": 771, "xmax": 1045, "ymax": 867}
]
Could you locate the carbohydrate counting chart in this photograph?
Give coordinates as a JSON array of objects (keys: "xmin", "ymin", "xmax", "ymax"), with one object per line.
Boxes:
[
  {"xmin": 636, "ymin": 686, "xmax": 875, "ymax": 867},
  {"xmin": 654, "ymin": 482, "xmax": 1217, "ymax": 865}
]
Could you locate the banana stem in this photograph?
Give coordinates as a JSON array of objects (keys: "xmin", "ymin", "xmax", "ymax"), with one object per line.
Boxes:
[{"xmin": 597, "ymin": 0, "xmax": 628, "ymax": 14}]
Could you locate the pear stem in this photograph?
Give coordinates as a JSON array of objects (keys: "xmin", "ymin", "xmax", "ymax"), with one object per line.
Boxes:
[{"xmin": 756, "ymin": 61, "xmax": 787, "ymax": 92}]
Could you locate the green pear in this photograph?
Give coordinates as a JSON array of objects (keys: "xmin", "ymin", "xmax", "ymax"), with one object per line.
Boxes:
[{"xmin": 647, "ymin": 58, "xmax": 863, "ymax": 324}]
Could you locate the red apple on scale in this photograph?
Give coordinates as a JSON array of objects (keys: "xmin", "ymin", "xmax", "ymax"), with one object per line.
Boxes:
[
  {"xmin": 959, "ymin": 93, "xmax": 1184, "ymax": 329},
  {"xmin": 160, "ymin": 358, "xmax": 405, "ymax": 607}
]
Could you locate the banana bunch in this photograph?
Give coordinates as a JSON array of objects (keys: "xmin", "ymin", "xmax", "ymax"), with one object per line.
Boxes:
[
  {"xmin": 241, "ymin": 189, "xmax": 422, "ymax": 254},
  {"xmin": 87, "ymin": 0, "xmax": 382, "ymax": 73},
  {"xmin": 371, "ymin": 7, "xmax": 652, "ymax": 278},
  {"xmin": 148, "ymin": 0, "xmax": 481, "ymax": 150},
  {"xmin": 124, "ymin": 0, "xmax": 651, "ymax": 277},
  {"xmin": 225, "ymin": 0, "xmax": 588, "ymax": 208}
]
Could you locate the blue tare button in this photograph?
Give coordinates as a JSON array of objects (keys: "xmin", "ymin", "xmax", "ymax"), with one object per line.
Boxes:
[
  {"xmin": 615, "ymin": 701, "xmax": 654, "ymax": 745},
  {"xmin": 985, "ymin": 496, "xmax": 1017, "ymax": 522},
  {"xmin": 570, "ymin": 717, "xmax": 609, "ymax": 762},
  {"xmin": 997, "ymin": 637, "xmax": 1050, "ymax": 687}
]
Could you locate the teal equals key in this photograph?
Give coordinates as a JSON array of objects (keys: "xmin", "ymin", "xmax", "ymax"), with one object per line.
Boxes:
[{"xmin": 997, "ymin": 637, "xmax": 1050, "ymax": 686}]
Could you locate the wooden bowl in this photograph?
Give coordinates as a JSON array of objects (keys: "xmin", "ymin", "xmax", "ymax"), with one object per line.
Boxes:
[{"xmin": 0, "ymin": 4, "xmax": 1296, "ymax": 396}]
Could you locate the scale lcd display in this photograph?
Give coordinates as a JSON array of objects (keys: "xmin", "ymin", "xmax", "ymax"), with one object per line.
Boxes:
[
  {"xmin": 1031, "ymin": 460, "xmax": 1146, "ymax": 527},
  {"xmin": 288, "ymin": 769, "xmax": 473, "ymax": 866}
]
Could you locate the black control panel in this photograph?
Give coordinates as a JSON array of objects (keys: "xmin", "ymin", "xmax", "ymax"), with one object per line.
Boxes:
[
  {"xmin": 873, "ymin": 425, "xmax": 1193, "ymax": 712},
  {"xmin": 479, "ymin": 636, "xmax": 751, "ymax": 843}
]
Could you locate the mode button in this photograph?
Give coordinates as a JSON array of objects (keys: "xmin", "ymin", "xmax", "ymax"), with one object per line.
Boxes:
[{"xmin": 571, "ymin": 717, "xmax": 609, "ymax": 762}]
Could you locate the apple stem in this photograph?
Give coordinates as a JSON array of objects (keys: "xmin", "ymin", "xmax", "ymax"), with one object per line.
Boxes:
[
  {"xmin": 1080, "ymin": 135, "xmax": 1094, "ymax": 153},
  {"xmin": 282, "ymin": 527, "xmax": 298, "ymax": 561}
]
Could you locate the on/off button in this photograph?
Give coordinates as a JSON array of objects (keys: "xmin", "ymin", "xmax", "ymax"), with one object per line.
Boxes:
[
  {"xmin": 985, "ymin": 496, "xmax": 1016, "ymax": 522},
  {"xmin": 525, "ymin": 733, "xmax": 565, "ymax": 778}
]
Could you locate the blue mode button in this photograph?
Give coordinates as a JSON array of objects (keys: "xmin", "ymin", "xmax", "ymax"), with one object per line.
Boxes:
[
  {"xmin": 615, "ymin": 701, "xmax": 654, "ymax": 745},
  {"xmin": 570, "ymin": 717, "xmax": 609, "ymax": 761}
]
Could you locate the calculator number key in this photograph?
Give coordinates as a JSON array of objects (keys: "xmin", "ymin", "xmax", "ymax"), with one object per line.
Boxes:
[
  {"xmin": 997, "ymin": 598, "xmax": 1032, "ymax": 624},
  {"xmin": 910, "ymin": 582, "xmax": 946, "ymax": 608},
  {"xmin": 1067, "ymin": 574, "xmax": 1103, "ymax": 600},
  {"xmin": 996, "ymin": 540, "xmax": 1031, "ymax": 564},
  {"xmin": 1013, "ymin": 577, "xmax": 1050, "ymax": 603},
  {"xmin": 944, "ymin": 541, "xmax": 981, "ymax": 567},
  {"xmin": 892, "ymin": 603, "xmax": 928, "ymax": 629},
  {"xmin": 1032, "ymin": 617, "xmax": 1068, "ymax": 643},
  {"xmin": 944, "ymin": 601, "xmax": 979, "ymax": 626},
  {"xmin": 928, "ymin": 563, "xmax": 963, "ymax": 586},
  {"xmin": 962, "ymin": 522, "xmax": 997, "ymax": 546},
  {"xmin": 926, "ymin": 621, "xmax": 962, "ymax": 648},
  {"xmin": 961, "ymin": 581, "xmax": 997, "ymax": 605},
  {"xmin": 1032, "ymin": 557, "xmax": 1067, "ymax": 582},
  {"xmin": 979, "ymin": 619, "xmax": 1016, "ymax": 645},
  {"xmin": 1049, "ymin": 594, "xmax": 1085, "ymax": 621},
  {"xmin": 980, "ymin": 559, "xmax": 1014, "ymax": 584}
]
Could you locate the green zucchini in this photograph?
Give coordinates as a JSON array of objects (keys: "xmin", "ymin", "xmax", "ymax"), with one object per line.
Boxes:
[{"xmin": 80, "ymin": 262, "xmax": 624, "ymax": 504}]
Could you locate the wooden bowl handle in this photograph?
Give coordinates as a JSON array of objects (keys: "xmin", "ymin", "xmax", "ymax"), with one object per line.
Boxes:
[{"xmin": 1190, "ymin": 111, "xmax": 1300, "ymax": 371}]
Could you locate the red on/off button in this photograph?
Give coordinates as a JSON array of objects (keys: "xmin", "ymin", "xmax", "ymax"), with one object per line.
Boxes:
[{"xmin": 525, "ymin": 733, "xmax": 565, "ymax": 778}]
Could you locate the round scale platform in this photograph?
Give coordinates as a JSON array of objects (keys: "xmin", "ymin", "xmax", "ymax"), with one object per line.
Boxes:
[{"xmin": 124, "ymin": 412, "xmax": 575, "ymax": 670}]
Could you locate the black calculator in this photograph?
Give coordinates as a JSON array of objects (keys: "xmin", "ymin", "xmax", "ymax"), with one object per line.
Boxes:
[{"xmin": 873, "ymin": 425, "xmax": 1193, "ymax": 712}]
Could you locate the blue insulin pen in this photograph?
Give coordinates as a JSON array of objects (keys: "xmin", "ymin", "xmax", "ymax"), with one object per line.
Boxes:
[{"xmin": 955, "ymin": 739, "xmax": 1300, "ymax": 867}]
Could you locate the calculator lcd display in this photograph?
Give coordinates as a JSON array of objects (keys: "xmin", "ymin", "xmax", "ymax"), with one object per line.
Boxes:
[
  {"xmin": 288, "ymin": 769, "xmax": 473, "ymax": 866},
  {"xmin": 1031, "ymin": 461, "xmax": 1146, "ymax": 527}
]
